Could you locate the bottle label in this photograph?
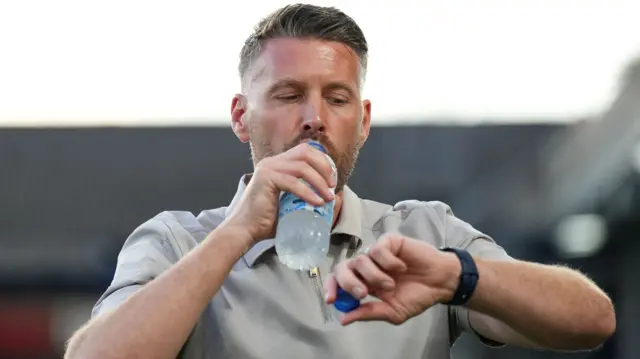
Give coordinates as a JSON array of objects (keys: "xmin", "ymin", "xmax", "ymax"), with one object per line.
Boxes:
[{"xmin": 279, "ymin": 191, "xmax": 334, "ymax": 226}]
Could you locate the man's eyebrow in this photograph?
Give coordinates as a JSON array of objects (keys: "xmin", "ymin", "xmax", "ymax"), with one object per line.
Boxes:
[
  {"xmin": 324, "ymin": 82, "xmax": 357, "ymax": 97},
  {"xmin": 267, "ymin": 79, "xmax": 306, "ymax": 93},
  {"xmin": 267, "ymin": 79, "xmax": 357, "ymax": 97}
]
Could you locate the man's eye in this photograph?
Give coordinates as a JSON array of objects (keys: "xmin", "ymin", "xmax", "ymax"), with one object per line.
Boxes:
[
  {"xmin": 277, "ymin": 94, "xmax": 302, "ymax": 102},
  {"xmin": 327, "ymin": 97, "xmax": 348, "ymax": 105}
]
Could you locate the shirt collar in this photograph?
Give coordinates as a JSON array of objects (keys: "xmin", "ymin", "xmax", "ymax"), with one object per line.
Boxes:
[{"xmin": 225, "ymin": 174, "xmax": 371, "ymax": 267}]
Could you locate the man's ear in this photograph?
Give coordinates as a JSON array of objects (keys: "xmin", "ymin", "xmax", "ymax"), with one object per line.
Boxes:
[
  {"xmin": 231, "ymin": 94, "xmax": 250, "ymax": 143},
  {"xmin": 359, "ymin": 99, "xmax": 372, "ymax": 145}
]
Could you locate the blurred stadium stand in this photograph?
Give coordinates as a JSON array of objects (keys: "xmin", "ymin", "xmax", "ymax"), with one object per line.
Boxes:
[
  {"xmin": 1, "ymin": 63, "xmax": 639, "ymax": 359},
  {"xmin": 0, "ymin": 124, "xmax": 562, "ymax": 290}
]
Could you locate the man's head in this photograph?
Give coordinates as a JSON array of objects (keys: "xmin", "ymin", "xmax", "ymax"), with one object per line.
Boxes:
[{"xmin": 230, "ymin": 4, "xmax": 371, "ymax": 192}]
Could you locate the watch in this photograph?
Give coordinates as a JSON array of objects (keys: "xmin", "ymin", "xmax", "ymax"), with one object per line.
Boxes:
[{"xmin": 440, "ymin": 247, "xmax": 479, "ymax": 306}]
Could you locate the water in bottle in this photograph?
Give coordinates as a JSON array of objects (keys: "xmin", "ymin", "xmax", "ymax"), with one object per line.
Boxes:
[{"xmin": 275, "ymin": 140, "xmax": 336, "ymax": 271}]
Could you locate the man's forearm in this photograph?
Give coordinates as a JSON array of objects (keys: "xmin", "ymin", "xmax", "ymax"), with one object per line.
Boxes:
[
  {"xmin": 65, "ymin": 224, "xmax": 252, "ymax": 359},
  {"xmin": 466, "ymin": 258, "xmax": 616, "ymax": 350}
]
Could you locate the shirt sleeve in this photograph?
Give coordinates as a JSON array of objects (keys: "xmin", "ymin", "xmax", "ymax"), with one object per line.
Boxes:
[
  {"xmin": 427, "ymin": 201, "xmax": 513, "ymax": 348},
  {"xmin": 91, "ymin": 216, "xmax": 181, "ymax": 318}
]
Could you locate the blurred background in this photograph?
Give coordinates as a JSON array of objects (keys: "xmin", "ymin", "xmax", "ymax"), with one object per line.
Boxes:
[{"xmin": 1, "ymin": 0, "xmax": 639, "ymax": 358}]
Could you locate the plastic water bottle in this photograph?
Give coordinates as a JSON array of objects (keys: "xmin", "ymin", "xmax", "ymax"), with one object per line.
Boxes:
[{"xmin": 275, "ymin": 140, "xmax": 336, "ymax": 271}]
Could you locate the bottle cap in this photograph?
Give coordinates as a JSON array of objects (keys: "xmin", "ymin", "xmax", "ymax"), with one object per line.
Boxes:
[
  {"xmin": 334, "ymin": 287, "xmax": 361, "ymax": 312},
  {"xmin": 307, "ymin": 140, "xmax": 327, "ymax": 154}
]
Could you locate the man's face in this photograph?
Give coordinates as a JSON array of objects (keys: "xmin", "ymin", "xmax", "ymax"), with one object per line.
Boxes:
[{"xmin": 231, "ymin": 37, "xmax": 371, "ymax": 192}]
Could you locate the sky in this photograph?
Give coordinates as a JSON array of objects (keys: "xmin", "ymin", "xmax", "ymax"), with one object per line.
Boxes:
[{"xmin": 0, "ymin": 0, "xmax": 639, "ymax": 127}]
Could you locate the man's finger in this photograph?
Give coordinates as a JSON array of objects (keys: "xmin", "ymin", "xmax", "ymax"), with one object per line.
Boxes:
[
  {"xmin": 335, "ymin": 262, "xmax": 368, "ymax": 300},
  {"xmin": 271, "ymin": 171, "xmax": 325, "ymax": 206},
  {"xmin": 351, "ymin": 254, "xmax": 396, "ymax": 291},
  {"xmin": 367, "ymin": 245, "xmax": 407, "ymax": 273},
  {"xmin": 290, "ymin": 142, "xmax": 336, "ymax": 188},
  {"xmin": 274, "ymin": 160, "xmax": 333, "ymax": 202},
  {"xmin": 323, "ymin": 274, "xmax": 338, "ymax": 304},
  {"xmin": 339, "ymin": 301, "xmax": 400, "ymax": 326},
  {"xmin": 375, "ymin": 232, "xmax": 405, "ymax": 256}
]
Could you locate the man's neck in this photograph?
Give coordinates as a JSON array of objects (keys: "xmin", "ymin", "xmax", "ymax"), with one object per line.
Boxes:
[{"xmin": 332, "ymin": 190, "xmax": 344, "ymax": 229}]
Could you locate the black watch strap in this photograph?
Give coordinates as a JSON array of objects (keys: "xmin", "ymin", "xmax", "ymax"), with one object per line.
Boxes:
[{"xmin": 440, "ymin": 247, "xmax": 479, "ymax": 306}]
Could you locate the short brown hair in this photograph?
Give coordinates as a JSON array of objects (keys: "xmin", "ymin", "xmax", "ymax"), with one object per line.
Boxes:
[{"xmin": 239, "ymin": 4, "xmax": 368, "ymax": 86}]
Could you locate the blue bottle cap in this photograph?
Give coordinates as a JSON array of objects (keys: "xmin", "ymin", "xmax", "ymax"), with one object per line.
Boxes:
[
  {"xmin": 307, "ymin": 140, "xmax": 327, "ymax": 154},
  {"xmin": 334, "ymin": 287, "xmax": 361, "ymax": 313}
]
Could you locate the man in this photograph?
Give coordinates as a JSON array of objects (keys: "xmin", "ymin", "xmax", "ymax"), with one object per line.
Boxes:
[{"xmin": 65, "ymin": 4, "xmax": 615, "ymax": 359}]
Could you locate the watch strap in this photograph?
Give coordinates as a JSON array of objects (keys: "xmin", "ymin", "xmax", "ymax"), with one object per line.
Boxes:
[{"xmin": 440, "ymin": 247, "xmax": 479, "ymax": 306}]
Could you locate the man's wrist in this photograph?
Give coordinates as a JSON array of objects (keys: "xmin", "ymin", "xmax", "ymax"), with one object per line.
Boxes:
[
  {"xmin": 209, "ymin": 222, "xmax": 256, "ymax": 257},
  {"xmin": 438, "ymin": 251, "xmax": 462, "ymax": 303}
]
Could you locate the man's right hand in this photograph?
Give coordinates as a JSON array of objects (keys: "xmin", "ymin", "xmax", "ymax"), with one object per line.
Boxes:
[
  {"xmin": 66, "ymin": 148, "xmax": 336, "ymax": 359},
  {"xmin": 223, "ymin": 142, "xmax": 337, "ymax": 245}
]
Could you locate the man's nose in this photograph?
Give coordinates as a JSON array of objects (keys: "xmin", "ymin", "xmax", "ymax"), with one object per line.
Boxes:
[{"xmin": 300, "ymin": 103, "xmax": 326, "ymax": 133}]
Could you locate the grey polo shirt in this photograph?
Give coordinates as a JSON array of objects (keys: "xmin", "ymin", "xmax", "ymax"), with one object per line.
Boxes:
[{"xmin": 92, "ymin": 175, "xmax": 512, "ymax": 359}]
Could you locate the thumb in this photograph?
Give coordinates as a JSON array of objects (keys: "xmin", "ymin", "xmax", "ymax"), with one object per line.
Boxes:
[{"xmin": 340, "ymin": 301, "xmax": 404, "ymax": 326}]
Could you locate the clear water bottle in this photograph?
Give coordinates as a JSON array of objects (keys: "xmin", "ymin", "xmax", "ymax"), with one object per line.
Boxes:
[{"xmin": 275, "ymin": 141, "xmax": 336, "ymax": 271}]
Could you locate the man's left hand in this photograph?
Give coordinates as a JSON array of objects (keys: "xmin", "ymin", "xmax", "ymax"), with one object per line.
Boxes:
[{"xmin": 324, "ymin": 233, "xmax": 462, "ymax": 325}]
